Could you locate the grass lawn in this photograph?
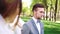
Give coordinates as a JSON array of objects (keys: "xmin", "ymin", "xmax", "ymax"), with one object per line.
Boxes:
[
  {"xmin": 21, "ymin": 17, "xmax": 60, "ymax": 34},
  {"xmin": 43, "ymin": 20, "xmax": 60, "ymax": 34}
]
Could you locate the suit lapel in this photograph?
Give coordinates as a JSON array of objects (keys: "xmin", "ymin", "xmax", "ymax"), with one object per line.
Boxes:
[{"xmin": 31, "ymin": 19, "xmax": 39, "ymax": 34}]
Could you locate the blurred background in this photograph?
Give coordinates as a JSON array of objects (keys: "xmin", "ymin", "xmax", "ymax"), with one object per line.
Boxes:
[{"xmin": 21, "ymin": 0, "xmax": 60, "ymax": 22}]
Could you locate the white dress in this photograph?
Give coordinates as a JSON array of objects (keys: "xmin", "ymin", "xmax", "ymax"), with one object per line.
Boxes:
[
  {"xmin": 15, "ymin": 18, "xmax": 25, "ymax": 34},
  {"xmin": 0, "ymin": 14, "xmax": 14, "ymax": 34},
  {"xmin": 8, "ymin": 15, "xmax": 25, "ymax": 34}
]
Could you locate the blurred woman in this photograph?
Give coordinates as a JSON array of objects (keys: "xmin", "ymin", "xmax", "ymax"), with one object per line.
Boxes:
[
  {"xmin": 0, "ymin": 0, "xmax": 24, "ymax": 34},
  {"xmin": 0, "ymin": 0, "xmax": 16, "ymax": 34}
]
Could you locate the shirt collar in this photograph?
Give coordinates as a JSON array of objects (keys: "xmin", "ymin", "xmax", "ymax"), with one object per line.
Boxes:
[
  {"xmin": 32, "ymin": 17, "xmax": 41, "ymax": 23},
  {"xmin": 32, "ymin": 17, "xmax": 38, "ymax": 23}
]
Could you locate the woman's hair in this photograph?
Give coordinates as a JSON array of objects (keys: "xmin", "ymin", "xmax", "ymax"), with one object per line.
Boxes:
[
  {"xmin": 0, "ymin": 0, "xmax": 22, "ymax": 30},
  {"xmin": 0, "ymin": 0, "xmax": 6, "ymax": 16},
  {"xmin": 0, "ymin": 0, "xmax": 19, "ymax": 18},
  {"xmin": 13, "ymin": 0, "xmax": 22, "ymax": 29}
]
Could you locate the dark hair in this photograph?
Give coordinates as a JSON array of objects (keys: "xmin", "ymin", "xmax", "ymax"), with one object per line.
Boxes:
[
  {"xmin": 32, "ymin": 3, "xmax": 45, "ymax": 11},
  {"xmin": 0, "ymin": 0, "xmax": 18, "ymax": 18},
  {"xmin": 0, "ymin": 0, "xmax": 6, "ymax": 15}
]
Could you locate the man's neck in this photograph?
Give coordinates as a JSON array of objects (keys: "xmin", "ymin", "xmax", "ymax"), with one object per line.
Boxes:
[{"xmin": 33, "ymin": 16, "xmax": 40, "ymax": 20}]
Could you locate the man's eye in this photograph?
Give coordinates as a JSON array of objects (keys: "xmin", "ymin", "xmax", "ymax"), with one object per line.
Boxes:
[
  {"xmin": 40, "ymin": 11, "xmax": 44, "ymax": 13},
  {"xmin": 40, "ymin": 11, "xmax": 43, "ymax": 13}
]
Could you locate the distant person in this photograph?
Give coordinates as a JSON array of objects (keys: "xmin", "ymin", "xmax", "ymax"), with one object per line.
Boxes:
[{"xmin": 21, "ymin": 3, "xmax": 45, "ymax": 34}]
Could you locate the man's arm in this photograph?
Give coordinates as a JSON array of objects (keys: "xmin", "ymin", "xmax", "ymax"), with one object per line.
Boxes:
[{"xmin": 21, "ymin": 24, "xmax": 30, "ymax": 34}]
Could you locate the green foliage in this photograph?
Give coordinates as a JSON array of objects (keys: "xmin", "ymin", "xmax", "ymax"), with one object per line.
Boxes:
[
  {"xmin": 21, "ymin": 16, "xmax": 31, "ymax": 22},
  {"xmin": 22, "ymin": 0, "xmax": 60, "ymax": 21}
]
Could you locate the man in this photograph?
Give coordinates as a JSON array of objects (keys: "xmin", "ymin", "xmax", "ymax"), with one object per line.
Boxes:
[{"xmin": 21, "ymin": 3, "xmax": 45, "ymax": 34}]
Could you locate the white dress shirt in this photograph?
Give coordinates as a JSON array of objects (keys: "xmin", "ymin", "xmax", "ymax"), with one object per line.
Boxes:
[
  {"xmin": 32, "ymin": 17, "xmax": 41, "ymax": 34},
  {"xmin": 0, "ymin": 14, "xmax": 14, "ymax": 34}
]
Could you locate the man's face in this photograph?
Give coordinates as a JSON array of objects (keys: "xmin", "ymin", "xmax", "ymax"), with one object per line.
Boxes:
[{"xmin": 34, "ymin": 7, "xmax": 45, "ymax": 19}]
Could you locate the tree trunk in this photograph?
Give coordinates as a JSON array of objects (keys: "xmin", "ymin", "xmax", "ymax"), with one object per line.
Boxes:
[{"xmin": 54, "ymin": 0, "xmax": 58, "ymax": 22}]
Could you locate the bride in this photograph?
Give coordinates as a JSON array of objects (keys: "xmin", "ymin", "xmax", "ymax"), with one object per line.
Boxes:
[{"xmin": 0, "ymin": 0, "xmax": 24, "ymax": 34}]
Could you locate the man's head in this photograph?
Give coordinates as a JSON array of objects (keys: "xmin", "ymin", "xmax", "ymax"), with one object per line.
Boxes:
[{"xmin": 32, "ymin": 3, "xmax": 45, "ymax": 19}]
